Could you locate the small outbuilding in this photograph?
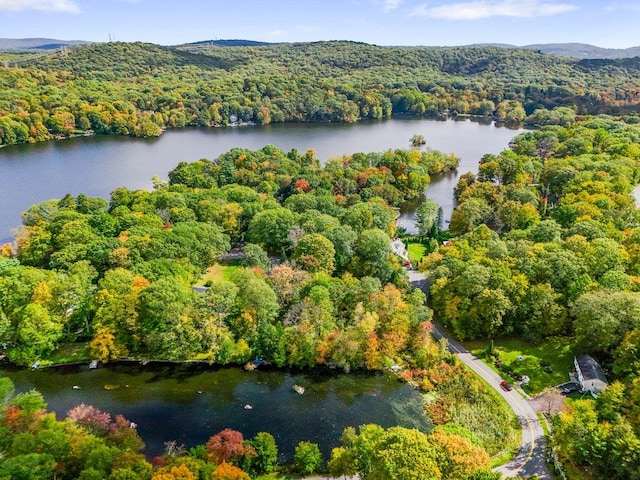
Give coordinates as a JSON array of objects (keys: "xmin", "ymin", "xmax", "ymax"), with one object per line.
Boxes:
[{"xmin": 574, "ymin": 355, "xmax": 608, "ymax": 395}]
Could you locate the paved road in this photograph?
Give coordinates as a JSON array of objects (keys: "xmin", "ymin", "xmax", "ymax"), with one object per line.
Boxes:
[{"xmin": 431, "ymin": 322, "xmax": 551, "ymax": 479}]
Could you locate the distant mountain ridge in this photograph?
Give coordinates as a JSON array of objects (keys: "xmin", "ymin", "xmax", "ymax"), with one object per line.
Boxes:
[
  {"xmin": 1, "ymin": 38, "xmax": 639, "ymax": 59},
  {"xmin": 470, "ymin": 42, "xmax": 640, "ymax": 59},
  {"xmin": 182, "ymin": 39, "xmax": 274, "ymax": 47},
  {"xmin": 0, "ymin": 38, "xmax": 88, "ymax": 50}
]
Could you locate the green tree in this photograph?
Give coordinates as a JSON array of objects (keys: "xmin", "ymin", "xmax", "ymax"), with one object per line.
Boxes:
[
  {"xmin": 247, "ymin": 432, "xmax": 278, "ymax": 475},
  {"xmin": 293, "ymin": 233, "xmax": 336, "ymax": 274},
  {"xmin": 293, "ymin": 441, "xmax": 323, "ymax": 475},
  {"xmin": 415, "ymin": 198, "xmax": 439, "ymax": 238}
]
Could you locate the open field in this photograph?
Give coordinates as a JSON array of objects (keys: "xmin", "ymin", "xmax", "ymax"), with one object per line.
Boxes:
[
  {"xmin": 406, "ymin": 242, "xmax": 427, "ymax": 265},
  {"xmin": 465, "ymin": 337, "xmax": 575, "ymax": 394},
  {"xmin": 195, "ymin": 262, "xmax": 242, "ymax": 286}
]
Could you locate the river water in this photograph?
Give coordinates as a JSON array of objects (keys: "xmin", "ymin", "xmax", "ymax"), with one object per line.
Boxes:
[
  {"xmin": 1, "ymin": 362, "xmax": 430, "ymax": 460},
  {"xmin": 0, "ymin": 117, "xmax": 523, "ymax": 242}
]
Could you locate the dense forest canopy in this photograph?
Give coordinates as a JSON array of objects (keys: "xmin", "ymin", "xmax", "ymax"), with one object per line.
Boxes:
[
  {"xmin": 1, "ymin": 41, "xmax": 640, "ymax": 146},
  {"xmin": 0, "ymin": 143, "xmax": 514, "ymax": 478},
  {"xmin": 420, "ymin": 117, "xmax": 640, "ymax": 480}
]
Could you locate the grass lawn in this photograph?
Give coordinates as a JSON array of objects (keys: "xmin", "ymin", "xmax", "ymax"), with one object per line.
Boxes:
[
  {"xmin": 47, "ymin": 342, "xmax": 92, "ymax": 365},
  {"xmin": 465, "ymin": 337, "xmax": 575, "ymax": 394},
  {"xmin": 407, "ymin": 242, "xmax": 427, "ymax": 265},
  {"xmin": 195, "ymin": 262, "xmax": 242, "ymax": 286}
]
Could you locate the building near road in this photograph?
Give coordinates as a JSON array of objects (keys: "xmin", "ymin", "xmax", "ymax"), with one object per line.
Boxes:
[{"xmin": 574, "ymin": 355, "xmax": 608, "ymax": 395}]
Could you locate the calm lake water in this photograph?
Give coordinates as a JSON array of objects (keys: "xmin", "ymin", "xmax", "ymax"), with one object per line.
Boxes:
[
  {"xmin": 0, "ymin": 362, "xmax": 430, "ymax": 460},
  {"xmin": 0, "ymin": 117, "xmax": 523, "ymax": 242},
  {"xmin": 0, "ymin": 118, "xmax": 524, "ymax": 458}
]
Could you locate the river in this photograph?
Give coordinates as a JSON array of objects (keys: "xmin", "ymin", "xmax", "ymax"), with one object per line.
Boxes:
[
  {"xmin": 0, "ymin": 117, "xmax": 523, "ymax": 243},
  {"xmin": 0, "ymin": 362, "xmax": 430, "ymax": 461}
]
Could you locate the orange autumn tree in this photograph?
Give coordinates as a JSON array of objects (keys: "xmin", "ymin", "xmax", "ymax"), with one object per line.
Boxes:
[
  {"xmin": 212, "ymin": 462, "xmax": 250, "ymax": 480},
  {"xmin": 151, "ymin": 464, "xmax": 196, "ymax": 480}
]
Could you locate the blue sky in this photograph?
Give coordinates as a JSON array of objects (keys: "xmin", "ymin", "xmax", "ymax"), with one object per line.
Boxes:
[{"xmin": 1, "ymin": 0, "xmax": 638, "ymax": 48}]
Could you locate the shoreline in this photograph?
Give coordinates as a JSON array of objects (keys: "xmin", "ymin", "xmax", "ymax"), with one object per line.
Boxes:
[{"xmin": 0, "ymin": 113, "xmax": 514, "ymax": 150}]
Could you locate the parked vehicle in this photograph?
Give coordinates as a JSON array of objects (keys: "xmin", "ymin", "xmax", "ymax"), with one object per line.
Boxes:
[{"xmin": 500, "ymin": 380, "xmax": 512, "ymax": 391}]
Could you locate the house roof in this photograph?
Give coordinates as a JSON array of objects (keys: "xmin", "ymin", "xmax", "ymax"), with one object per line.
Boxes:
[{"xmin": 575, "ymin": 355, "xmax": 607, "ymax": 384}]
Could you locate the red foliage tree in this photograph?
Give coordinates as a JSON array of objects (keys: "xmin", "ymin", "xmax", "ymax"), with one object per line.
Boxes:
[
  {"xmin": 205, "ymin": 429, "xmax": 253, "ymax": 465},
  {"xmin": 67, "ymin": 403, "xmax": 112, "ymax": 436},
  {"xmin": 293, "ymin": 178, "xmax": 311, "ymax": 193}
]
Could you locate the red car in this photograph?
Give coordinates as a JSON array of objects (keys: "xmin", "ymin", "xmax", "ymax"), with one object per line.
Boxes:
[{"xmin": 500, "ymin": 380, "xmax": 512, "ymax": 391}]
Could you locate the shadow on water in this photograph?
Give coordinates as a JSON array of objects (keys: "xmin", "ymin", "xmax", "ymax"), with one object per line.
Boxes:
[{"xmin": 0, "ymin": 362, "xmax": 432, "ymax": 461}]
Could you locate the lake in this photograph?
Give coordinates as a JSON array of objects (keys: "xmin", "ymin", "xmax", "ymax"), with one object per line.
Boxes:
[
  {"xmin": 0, "ymin": 117, "xmax": 524, "ymax": 242},
  {"xmin": 0, "ymin": 362, "xmax": 431, "ymax": 461},
  {"xmin": 0, "ymin": 118, "xmax": 525, "ymax": 460}
]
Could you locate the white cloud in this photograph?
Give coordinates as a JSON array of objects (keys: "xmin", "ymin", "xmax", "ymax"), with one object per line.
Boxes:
[
  {"xmin": 411, "ymin": 0, "xmax": 579, "ymax": 20},
  {"xmin": 0, "ymin": 0, "xmax": 79, "ymax": 12},
  {"xmin": 383, "ymin": 0, "xmax": 403, "ymax": 12}
]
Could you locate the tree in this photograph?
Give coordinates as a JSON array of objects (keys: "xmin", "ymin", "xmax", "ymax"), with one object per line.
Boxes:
[
  {"xmin": 211, "ymin": 462, "xmax": 250, "ymax": 480},
  {"xmin": 369, "ymin": 427, "xmax": 440, "ymax": 480},
  {"xmin": 247, "ymin": 432, "xmax": 278, "ymax": 475},
  {"xmin": 351, "ymin": 228, "xmax": 395, "ymax": 282},
  {"xmin": 415, "ymin": 198, "xmax": 439, "ymax": 238},
  {"xmin": 0, "ymin": 453, "xmax": 57, "ymax": 480},
  {"xmin": 572, "ymin": 291, "xmax": 640, "ymax": 353},
  {"xmin": 536, "ymin": 387, "xmax": 565, "ymax": 417},
  {"xmin": 242, "ymin": 243, "xmax": 271, "ymax": 272},
  {"xmin": 10, "ymin": 303, "xmax": 63, "ymax": 365},
  {"xmin": 293, "ymin": 233, "xmax": 336, "ymax": 274},
  {"xmin": 247, "ymin": 208, "xmax": 297, "ymax": 253},
  {"xmin": 206, "ymin": 429, "xmax": 252, "ymax": 466},
  {"xmin": 151, "ymin": 464, "xmax": 196, "ymax": 480},
  {"xmin": 428, "ymin": 429, "xmax": 491, "ymax": 479},
  {"xmin": 293, "ymin": 441, "xmax": 323, "ymax": 475}
]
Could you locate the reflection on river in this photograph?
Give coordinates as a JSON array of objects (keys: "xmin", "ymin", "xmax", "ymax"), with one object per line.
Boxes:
[{"xmin": 1, "ymin": 362, "xmax": 431, "ymax": 460}]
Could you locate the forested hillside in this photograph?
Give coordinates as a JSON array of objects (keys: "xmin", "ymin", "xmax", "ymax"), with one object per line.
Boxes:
[
  {"xmin": 420, "ymin": 116, "xmax": 640, "ymax": 479},
  {"xmin": 2, "ymin": 40, "xmax": 640, "ymax": 146}
]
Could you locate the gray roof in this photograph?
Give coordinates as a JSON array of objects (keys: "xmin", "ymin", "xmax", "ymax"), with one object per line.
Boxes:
[{"xmin": 575, "ymin": 355, "xmax": 607, "ymax": 384}]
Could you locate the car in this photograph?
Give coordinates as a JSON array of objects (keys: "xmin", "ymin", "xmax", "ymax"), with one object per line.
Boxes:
[{"xmin": 500, "ymin": 380, "xmax": 512, "ymax": 391}]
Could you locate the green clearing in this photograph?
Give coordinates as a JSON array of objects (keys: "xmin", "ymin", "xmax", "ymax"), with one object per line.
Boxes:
[
  {"xmin": 465, "ymin": 337, "xmax": 575, "ymax": 394},
  {"xmin": 195, "ymin": 262, "xmax": 242, "ymax": 286},
  {"xmin": 47, "ymin": 342, "xmax": 91, "ymax": 365},
  {"xmin": 407, "ymin": 242, "xmax": 427, "ymax": 265}
]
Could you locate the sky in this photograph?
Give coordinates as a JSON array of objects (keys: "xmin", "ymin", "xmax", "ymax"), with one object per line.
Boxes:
[{"xmin": 0, "ymin": 0, "xmax": 639, "ymax": 48}]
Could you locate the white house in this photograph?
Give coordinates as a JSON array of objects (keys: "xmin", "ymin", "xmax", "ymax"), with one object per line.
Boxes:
[
  {"xmin": 574, "ymin": 355, "xmax": 608, "ymax": 395},
  {"xmin": 390, "ymin": 239, "xmax": 411, "ymax": 267}
]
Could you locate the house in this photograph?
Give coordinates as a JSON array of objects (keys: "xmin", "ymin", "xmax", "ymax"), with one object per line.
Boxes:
[
  {"xmin": 574, "ymin": 355, "xmax": 608, "ymax": 395},
  {"xmin": 390, "ymin": 239, "xmax": 411, "ymax": 267}
]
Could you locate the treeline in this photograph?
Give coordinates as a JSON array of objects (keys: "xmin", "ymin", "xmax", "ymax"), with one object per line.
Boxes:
[
  {"xmin": 2, "ymin": 41, "xmax": 640, "ymax": 146},
  {"xmin": 419, "ymin": 116, "xmax": 640, "ymax": 479},
  {"xmin": 0, "ymin": 377, "xmax": 500, "ymax": 479}
]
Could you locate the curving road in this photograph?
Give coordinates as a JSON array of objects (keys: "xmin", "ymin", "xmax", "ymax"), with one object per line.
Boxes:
[{"xmin": 430, "ymin": 322, "xmax": 551, "ymax": 479}]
